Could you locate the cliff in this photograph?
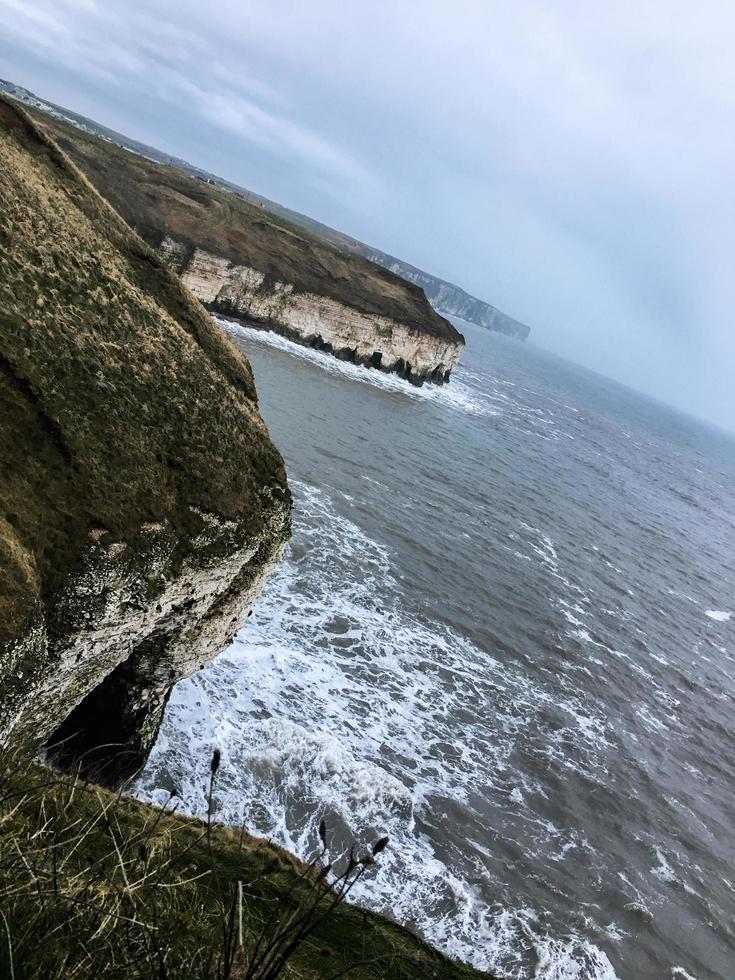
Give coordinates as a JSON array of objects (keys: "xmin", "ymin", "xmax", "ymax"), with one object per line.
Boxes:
[
  {"xmin": 356, "ymin": 249, "xmax": 531, "ymax": 340},
  {"xmin": 0, "ymin": 94, "xmax": 291, "ymax": 784},
  {"xmin": 30, "ymin": 111, "xmax": 465, "ymax": 386}
]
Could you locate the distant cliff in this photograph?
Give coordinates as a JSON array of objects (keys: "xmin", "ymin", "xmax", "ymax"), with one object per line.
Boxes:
[
  {"xmin": 355, "ymin": 249, "xmax": 530, "ymax": 340},
  {"xmin": 165, "ymin": 240, "xmax": 463, "ymax": 384}
]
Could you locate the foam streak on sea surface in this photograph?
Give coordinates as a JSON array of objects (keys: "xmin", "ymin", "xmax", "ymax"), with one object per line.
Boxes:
[{"xmin": 136, "ymin": 319, "xmax": 735, "ymax": 979}]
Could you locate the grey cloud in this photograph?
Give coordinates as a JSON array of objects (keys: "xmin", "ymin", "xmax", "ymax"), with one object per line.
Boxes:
[{"xmin": 1, "ymin": 0, "xmax": 733, "ymax": 429}]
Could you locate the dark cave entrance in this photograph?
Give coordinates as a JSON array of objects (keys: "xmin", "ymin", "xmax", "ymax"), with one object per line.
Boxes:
[{"xmin": 44, "ymin": 642, "xmax": 168, "ymax": 787}]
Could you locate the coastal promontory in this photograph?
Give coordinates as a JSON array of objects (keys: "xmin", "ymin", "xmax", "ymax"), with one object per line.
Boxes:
[{"xmin": 33, "ymin": 112, "xmax": 465, "ymax": 386}]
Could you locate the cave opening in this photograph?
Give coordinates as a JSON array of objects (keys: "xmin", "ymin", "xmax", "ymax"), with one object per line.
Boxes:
[
  {"xmin": 43, "ymin": 642, "xmax": 167, "ymax": 787},
  {"xmin": 335, "ymin": 346, "xmax": 357, "ymax": 363}
]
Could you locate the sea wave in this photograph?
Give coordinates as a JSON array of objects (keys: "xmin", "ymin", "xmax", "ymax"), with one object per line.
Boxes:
[{"xmin": 704, "ymin": 609, "xmax": 731, "ymax": 622}]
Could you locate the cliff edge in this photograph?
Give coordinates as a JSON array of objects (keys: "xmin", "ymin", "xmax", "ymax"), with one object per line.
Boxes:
[
  {"xmin": 0, "ymin": 95, "xmax": 291, "ymax": 784},
  {"xmin": 33, "ymin": 112, "xmax": 465, "ymax": 386}
]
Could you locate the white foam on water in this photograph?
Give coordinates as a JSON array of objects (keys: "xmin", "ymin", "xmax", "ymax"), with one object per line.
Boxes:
[
  {"xmin": 135, "ymin": 481, "xmax": 618, "ymax": 978},
  {"xmin": 635, "ymin": 704, "xmax": 670, "ymax": 735},
  {"xmin": 704, "ymin": 609, "xmax": 731, "ymax": 622},
  {"xmin": 215, "ymin": 317, "xmax": 493, "ymax": 418},
  {"xmin": 527, "ymin": 935, "xmax": 618, "ymax": 980},
  {"xmin": 667, "ymin": 590, "xmax": 699, "ymax": 605},
  {"xmin": 649, "ymin": 651, "xmax": 671, "ymax": 667},
  {"xmin": 651, "ymin": 846, "xmax": 676, "ymax": 883},
  {"xmin": 519, "ymin": 522, "xmax": 588, "ymax": 601}
]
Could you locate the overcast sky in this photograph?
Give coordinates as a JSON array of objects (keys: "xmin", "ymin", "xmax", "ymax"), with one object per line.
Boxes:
[{"xmin": 2, "ymin": 0, "xmax": 733, "ymax": 430}]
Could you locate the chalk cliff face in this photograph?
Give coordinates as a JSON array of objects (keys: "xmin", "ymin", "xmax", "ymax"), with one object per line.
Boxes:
[
  {"xmin": 30, "ymin": 113, "xmax": 465, "ymax": 386},
  {"xmin": 359, "ymin": 250, "xmax": 531, "ymax": 340},
  {"xmin": 162, "ymin": 240, "xmax": 463, "ymax": 384},
  {"xmin": 0, "ymin": 96, "xmax": 290, "ymax": 785}
]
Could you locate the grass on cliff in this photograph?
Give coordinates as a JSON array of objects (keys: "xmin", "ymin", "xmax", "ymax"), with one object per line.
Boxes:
[{"xmin": 0, "ymin": 749, "xmax": 488, "ymax": 980}]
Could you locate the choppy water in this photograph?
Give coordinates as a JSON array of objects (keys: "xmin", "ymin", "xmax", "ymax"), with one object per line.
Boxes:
[{"xmin": 136, "ymin": 318, "xmax": 735, "ymax": 979}]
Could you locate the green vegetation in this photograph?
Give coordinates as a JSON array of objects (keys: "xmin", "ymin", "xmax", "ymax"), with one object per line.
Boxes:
[
  {"xmin": 31, "ymin": 110, "xmax": 460, "ymax": 343},
  {"xmin": 0, "ymin": 750, "xmax": 488, "ymax": 979}
]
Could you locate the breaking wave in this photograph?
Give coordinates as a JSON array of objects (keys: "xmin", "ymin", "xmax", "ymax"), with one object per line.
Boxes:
[{"xmin": 216, "ymin": 316, "xmax": 493, "ymax": 418}]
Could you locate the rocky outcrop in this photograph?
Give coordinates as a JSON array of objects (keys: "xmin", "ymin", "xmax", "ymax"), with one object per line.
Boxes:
[
  {"xmin": 28, "ymin": 112, "xmax": 465, "ymax": 386},
  {"xmin": 0, "ymin": 96, "xmax": 290, "ymax": 784},
  {"xmin": 359, "ymin": 249, "xmax": 531, "ymax": 340},
  {"xmin": 162, "ymin": 240, "xmax": 462, "ymax": 384}
]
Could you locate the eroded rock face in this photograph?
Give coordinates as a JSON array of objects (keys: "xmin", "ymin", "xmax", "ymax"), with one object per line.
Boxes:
[
  {"xmin": 163, "ymin": 241, "xmax": 463, "ymax": 384},
  {"xmin": 0, "ymin": 97, "xmax": 290, "ymax": 784},
  {"xmin": 12, "ymin": 505, "xmax": 287, "ymax": 784}
]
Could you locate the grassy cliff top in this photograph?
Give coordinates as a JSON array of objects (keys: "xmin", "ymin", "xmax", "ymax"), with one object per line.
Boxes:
[
  {"xmin": 31, "ymin": 111, "xmax": 462, "ymax": 345},
  {"xmin": 0, "ymin": 95, "xmax": 289, "ymax": 652},
  {"xmin": 0, "ymin": 751, "xmax": 489, "ymax": 979}
]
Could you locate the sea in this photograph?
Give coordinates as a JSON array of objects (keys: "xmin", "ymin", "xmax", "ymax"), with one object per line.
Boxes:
[{"xmin": 135, "ymin": 316, "xmax": 735, "ymax": 979}]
